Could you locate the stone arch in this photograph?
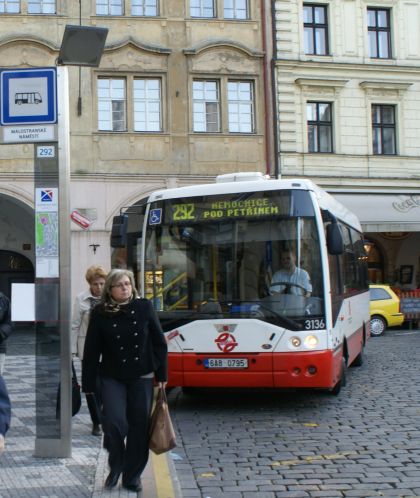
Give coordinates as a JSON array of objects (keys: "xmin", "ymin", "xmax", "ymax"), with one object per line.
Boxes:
[{"xmin": 0, "ymin": 193, "xmax": 35, "ymax": 300}]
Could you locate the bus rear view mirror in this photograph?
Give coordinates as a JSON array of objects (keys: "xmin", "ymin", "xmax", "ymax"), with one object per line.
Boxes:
[
  {"xmin": 111, "ymin": 215, "xmax": 128, "ymax": 248},
  {"xmin": 326, "ymin": 222, "xmax": 344, "ymax": 255}
]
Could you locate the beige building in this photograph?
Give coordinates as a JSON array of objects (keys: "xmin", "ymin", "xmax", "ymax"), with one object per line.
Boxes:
[
  {"xmin": 0, "ymin": 0, "xmax": 274, "ymax": 301},
  {"xmin": 274, "ymin": 0, "xmax": 420, "ymax": 287}
]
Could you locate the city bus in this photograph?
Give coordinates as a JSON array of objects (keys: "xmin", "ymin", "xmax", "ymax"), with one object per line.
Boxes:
[{"xmin": 111, "ymin": 172, "xmax": 370, "ymax": 394}]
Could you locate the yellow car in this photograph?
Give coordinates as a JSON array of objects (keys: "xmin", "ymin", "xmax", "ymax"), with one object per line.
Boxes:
[{"xmin": 369, "ymin": 284, "xmax": 405, "ymax": 336}]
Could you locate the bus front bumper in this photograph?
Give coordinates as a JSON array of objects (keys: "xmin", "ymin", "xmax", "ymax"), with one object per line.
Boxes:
[{"xmin": 167, "ymin": 349, "xmax": 342, "ymax": 389}]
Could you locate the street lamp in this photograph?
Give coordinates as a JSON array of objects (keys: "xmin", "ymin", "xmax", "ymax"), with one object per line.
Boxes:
[{"xmin": 57, "ymin": 25, "xmax": 108, "ymax": 67}]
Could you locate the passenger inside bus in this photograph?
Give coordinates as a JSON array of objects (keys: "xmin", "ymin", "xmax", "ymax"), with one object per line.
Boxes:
[{"xmin": 270, "ymin": 249, "xmax": 312, "ymax": 297}]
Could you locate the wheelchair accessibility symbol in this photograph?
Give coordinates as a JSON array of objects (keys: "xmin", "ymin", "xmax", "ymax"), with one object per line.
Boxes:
[{"xmin": 149, "ymin": 208, "xmax": 162, "ymax": 225}]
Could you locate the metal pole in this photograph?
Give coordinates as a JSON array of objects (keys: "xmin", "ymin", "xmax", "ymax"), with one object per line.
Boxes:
[
  {"xmin": 57, "ymin": 66, "xmax": 72, "ymax": 457},
  {"xmin": 34, "ymin": 66, "xmax": 72, "ymax": 457}
]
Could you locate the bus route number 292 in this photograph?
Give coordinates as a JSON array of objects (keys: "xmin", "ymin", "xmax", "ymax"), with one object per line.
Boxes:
[
  {"xmin": 172, "ymin": 203, "xmax": 195, "ymax": 221},
  {"xmin": 36, "ymin": 146, "xmax": 55, "ymax": 158},
  {"xmin": 304, "ymin": 318, "xmax": 325, "ymax": 330}
]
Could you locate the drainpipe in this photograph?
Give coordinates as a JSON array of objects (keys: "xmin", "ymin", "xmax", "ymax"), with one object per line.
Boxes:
[
  {"xmin": 270, "ymin": 0, "xmax": 280, "ymax": 179},
  {"xmin": 260, "ymin": 0, "xmax": 277, "ymax": 177}
]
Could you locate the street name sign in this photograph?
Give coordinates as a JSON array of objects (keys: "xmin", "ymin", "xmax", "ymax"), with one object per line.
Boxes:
[{"xmin": 2, "ymin": 124, "xmax": 56, "ymax": 143}]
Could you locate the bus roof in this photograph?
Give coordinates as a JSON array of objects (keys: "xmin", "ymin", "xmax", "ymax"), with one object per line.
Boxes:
[{"xmin": 148, "ymin": 175, "xmax": 362, "ymax": 231}]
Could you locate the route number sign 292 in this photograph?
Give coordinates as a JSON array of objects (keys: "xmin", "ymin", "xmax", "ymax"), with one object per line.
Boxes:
[{"xmin": 36, "ymin": 145, "xmax": 55, "ymax": 158}]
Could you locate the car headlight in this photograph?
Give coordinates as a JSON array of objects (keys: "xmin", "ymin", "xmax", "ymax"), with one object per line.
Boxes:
[
  {"xmin": 290, "ymin": 337, "xmax": 301, "ymax": 348},
  {"xmin": 304, "ymin": 335, "xmax": 318, "ymax": 349}
]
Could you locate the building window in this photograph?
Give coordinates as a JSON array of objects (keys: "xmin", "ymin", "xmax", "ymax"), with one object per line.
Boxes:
[
  {"xmin": 133, "ymin": 79, "xmax": 161, "ymax": 132},
  {"xmin": 27, "ymin": 0, "xmax": 55, "ymax": 14},
  {"xmin": 97, "ymin": 78, "xmax": 127, "ymax": 132},
  {"xmin": 372, "ymin": 104, "xmax": 396, "ymax": 155},
  {"xmin": 190, "ymin": 0, "xmax": 215, "ymax": 18},
  {"xmin": 132, "ymin": 0, "xmax": 157, "ymax": 16},
  {"xmin": 227, "ymin": 81, "xmax": 254, "ymax": 133},
  {"xmin": 224, "ymin": 0, "xmax": 248, "ymax": 19},
  {"xmin": 307, "ymin": 102, "xmax": 333, "ymax": 152},
  {"xmin": 0, "ymin": 0, "xmax": 20, "ymax": 13},
  {"xmin": 96, "ymin": 0, "xmax": 123, "ymax": 16},
  {"xmin": 367, "ymin": 8, "xmax": 391, "ymax": 58},
  {"xmin": 193, "ymin": 80, "xmax": 220, "ymax": 132},
  {"xmin": 303, "ymin": 4, "xmax": 329, "ymax": 55}
]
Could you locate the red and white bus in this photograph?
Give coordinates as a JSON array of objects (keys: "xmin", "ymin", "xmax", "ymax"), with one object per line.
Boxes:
[{"xmin": 111, "ymin": 172, "xmax": 370, "ymax": 394}]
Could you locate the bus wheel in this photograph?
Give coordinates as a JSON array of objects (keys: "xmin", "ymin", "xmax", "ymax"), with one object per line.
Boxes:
[
  {"xmin": 370, "ymin": 315, "xmax": 386, "ymax": 337},
  {"xmin": 352, "ymin": 346, "xmax": 364, "ymax": 367},
  {"xmin": 331, "ymin": 357, "xmax": 347, "ymax": 396}
]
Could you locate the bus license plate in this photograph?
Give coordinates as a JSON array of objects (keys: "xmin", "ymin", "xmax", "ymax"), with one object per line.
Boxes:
[{"xmin": 204, "ymin": 358, "xmax": 248, "ymax": 369}]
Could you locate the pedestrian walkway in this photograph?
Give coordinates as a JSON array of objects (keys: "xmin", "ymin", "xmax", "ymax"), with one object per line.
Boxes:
[{"xmin": 0, "ymin": 329, "xmax": 182, "ymax": 498}]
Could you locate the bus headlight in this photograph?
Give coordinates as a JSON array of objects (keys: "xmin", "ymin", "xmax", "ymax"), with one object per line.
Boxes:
[
  {"xmin": 290, "ymin": 337, "xmax": 301, "ymax": 348},
  {"xmin": 304, "ymin": 335, "xmax": 318, "ymax": 349}
]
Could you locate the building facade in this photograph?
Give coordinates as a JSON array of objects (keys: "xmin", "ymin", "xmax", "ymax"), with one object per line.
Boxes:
[
  {"xmin": 274, "ymin": 0, "xmax": 420, "ymax": 288},
  {"xmin": 0, "ymin": 0, "xmax": 274, "ymax": 300}
]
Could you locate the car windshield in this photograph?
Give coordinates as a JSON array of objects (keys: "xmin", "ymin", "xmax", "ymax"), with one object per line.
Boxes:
[{"xmin": 144, "ymin": 189, "xmax": 325, "ymax": 331}]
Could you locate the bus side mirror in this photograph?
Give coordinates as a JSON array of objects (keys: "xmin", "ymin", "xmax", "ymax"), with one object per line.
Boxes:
[
  {"xmin": 327, "ymin": 222, "xmax": 344, "ymax": 255},
  {"xmin": 111, "ymin": 215, "xmax": 128, "ymax": 248}
]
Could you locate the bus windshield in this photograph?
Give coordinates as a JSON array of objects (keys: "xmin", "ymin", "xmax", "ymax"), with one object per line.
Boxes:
[{"xmin": 144, "ymin": 189, "xmax": 324, "ymax": 330}]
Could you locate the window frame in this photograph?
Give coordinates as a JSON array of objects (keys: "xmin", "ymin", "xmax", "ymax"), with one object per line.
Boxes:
[
  {"xmin": 190, "ymin": 0, "xmax": 216, "ymax": 19},
  {"xmin": 306, "ymin": 101, "xmax": 333, "ymax": 153},
  {"xmin": 27, "ymin": 0, "xmax": 55, "ymax": 14},
  {"xmin": 224, "ymin": 0, "xmax": 249, "ymax": 20},
  {"xmin": 189, "ymin": 0, "xmax": 251, "ymax": 20},
  {"xmin": 192, "ymin": 79, "xmax": 221, "ymax": 133},
  {"xmin": 192, "ymin": 77, "xmax": 257, "ymax": 134},
  {"xmin": 96, "ymin": 74, "xmax": 165, "ymax": 134},
  {"xmin": 227, "ymin": 80, "xmax": 255, "ymax": 133},
  {"xmin": 303, "ymin": 3, "xmax": 329, "ymax": 56},
  {"xmin": 96, "ymin": 0, "xmax": 124, "ymax": 16},
  {"xmin": 133, "ymin": 77, "xmax": 162, "ymax": 132},
  {"xmin": 131, "ymin": 0, "xmax": 158, "ymax": 16},
  {"xmin": 97, "ymin": 77, "xmax": 127, "ymax": 132},
  {"xmin": 371, "ymin": 103, "xmax": 396, "ymax": 155},
  {"xmin": 0, "ymin": 0, "xmax": 20, "ymax": 13},
  {"xmin": 367, "ymin": 7, "xmax": 392, "ymax": 59}
]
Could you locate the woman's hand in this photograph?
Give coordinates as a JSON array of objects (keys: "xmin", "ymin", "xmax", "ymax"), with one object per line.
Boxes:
[{"xmin": 157, "ymin": 381, "xmax": 167, "ymax": 389}]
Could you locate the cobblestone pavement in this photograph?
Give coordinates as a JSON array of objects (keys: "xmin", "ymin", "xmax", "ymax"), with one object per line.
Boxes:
[
  {"xmin": 167, "ymin": 328, "xmax": 420, "ymax": 498},
  {"xmin": 1, "ymin": 328, "xmax": 181, "ymax": 498}
]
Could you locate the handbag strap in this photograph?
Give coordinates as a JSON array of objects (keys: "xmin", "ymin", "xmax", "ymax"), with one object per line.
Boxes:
[{"xmin": 157, "ymin": 385, "xmax": 167, "ymax": 403}]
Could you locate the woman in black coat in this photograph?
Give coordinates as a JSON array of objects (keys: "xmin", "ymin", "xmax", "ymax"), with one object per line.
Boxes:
[{"xmin": 82, "ymin": 269, "xmax": 167, "ymax": 492}]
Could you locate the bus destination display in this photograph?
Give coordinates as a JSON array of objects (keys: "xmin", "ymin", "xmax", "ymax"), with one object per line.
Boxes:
[{"xmin": 169, "ymin": 197, "xmax": 282, "ymax": 223}]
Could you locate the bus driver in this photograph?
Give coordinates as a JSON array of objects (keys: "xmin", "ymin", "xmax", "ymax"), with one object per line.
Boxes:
[{"xmin": 270, "ymin": 250, "xmax": 312, "ymax": 297}]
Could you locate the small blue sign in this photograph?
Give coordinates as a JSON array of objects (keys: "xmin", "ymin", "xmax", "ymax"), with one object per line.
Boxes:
[
  {"xmin": 41, "ymin": 190, "xmax": 54, "ymax": 202},
  {"xmin": 1, "ymin": 68, "xmax": 57, "ymax": 125},
  {"xmin": 149, "ymin": 208, "xmax": 162, "ymax": 225}
]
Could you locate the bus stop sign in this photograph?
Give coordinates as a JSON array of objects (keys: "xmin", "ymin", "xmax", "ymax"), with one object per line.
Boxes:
[{"xmin": 0, "ymin": 68, "xmax": 57, "ymax": 125}]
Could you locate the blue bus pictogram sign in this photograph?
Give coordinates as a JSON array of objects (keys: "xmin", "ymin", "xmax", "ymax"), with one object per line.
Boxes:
[{"xmin": 1, "ymin": 68, "xmax": 57, "ymax": 125}]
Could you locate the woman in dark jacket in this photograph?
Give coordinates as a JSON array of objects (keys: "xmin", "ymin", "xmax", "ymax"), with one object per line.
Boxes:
[{"xmin": 82, "ymin": 269, "xmax": 167, "ymax": 492}]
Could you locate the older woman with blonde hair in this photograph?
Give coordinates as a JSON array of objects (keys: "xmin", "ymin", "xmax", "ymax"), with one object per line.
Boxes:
[
  {"xmin": 82, "ymin": 269, "xmax": 167, "ymax": 493},
  {"xmin": 71, "ymin": 265, "xmax": 107, "ymax": 436}
]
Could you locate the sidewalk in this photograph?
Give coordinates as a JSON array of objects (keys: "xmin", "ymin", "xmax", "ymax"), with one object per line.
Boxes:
[{"xmin": 0, "ymin": 330, "xmax": 182, "ymax": 498}]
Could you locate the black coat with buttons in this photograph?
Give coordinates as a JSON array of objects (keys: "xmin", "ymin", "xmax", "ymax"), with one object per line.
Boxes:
[{"xmin": 81, "ymin": 298, "xmax": 167, "ymax": 393}]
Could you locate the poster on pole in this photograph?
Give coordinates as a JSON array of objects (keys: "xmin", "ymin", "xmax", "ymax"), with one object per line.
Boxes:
[{"xmin": 35, "ymin": 188, "xmax": 59, "ymax": 278}]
